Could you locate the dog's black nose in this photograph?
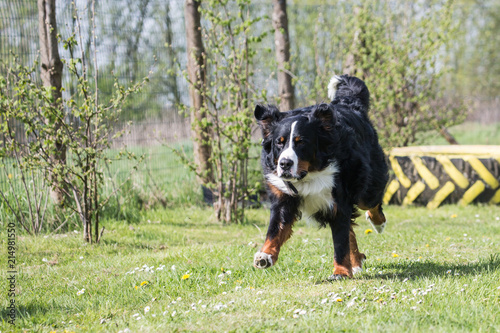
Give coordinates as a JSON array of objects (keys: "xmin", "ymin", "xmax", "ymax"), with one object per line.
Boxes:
[{"xmin": 280, "ymin": 158, "xmax": 294, "ymax": 171}]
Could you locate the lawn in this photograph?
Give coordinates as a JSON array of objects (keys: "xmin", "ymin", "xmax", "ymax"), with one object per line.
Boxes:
[{"xmin": 1, "ymin": 204, "xmax": 499, "ymax": 332}]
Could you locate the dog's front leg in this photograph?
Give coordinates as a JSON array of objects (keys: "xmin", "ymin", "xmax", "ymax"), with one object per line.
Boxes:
[
  {"xmin": 254, "ymin": 197, "xmax": 300, "ymax": 269},
  {"xmin": 328, "ymin": 203, "xmax": 353, "ymax": 279}
]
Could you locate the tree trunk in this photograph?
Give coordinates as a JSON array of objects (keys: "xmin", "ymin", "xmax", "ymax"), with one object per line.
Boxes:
[
  {"xmin": 272, "ymin": 0, "xmax": 294, "ymax": 111},
  {"xmin": 439, "ymin": 126, "xmax": 459, "ymax": 145},
  {"xmin": 184, "ymin": 0, "xmax": 214, "ymax": 185},
  {"xmin": 38, "ymin": 0, "xmax": 66, "ymax": 205}
]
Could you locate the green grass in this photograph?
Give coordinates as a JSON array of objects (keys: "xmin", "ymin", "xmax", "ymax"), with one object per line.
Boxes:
[
  {"xmin": 418, "ymin": 122, "xmax": 500, "ymax": 146},
  {"xmin": 1, "ymin": 204, "xmax": 499, "ymax": 332}
]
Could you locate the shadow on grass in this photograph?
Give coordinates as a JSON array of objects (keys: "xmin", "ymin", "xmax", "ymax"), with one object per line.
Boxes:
[
  {"xmin": 318, "ymin": 254, "xmax": 500, "ymax": 284},
  {"xmin": 0, "ymin": 302, "xmax": 63, "ymax": 324}
]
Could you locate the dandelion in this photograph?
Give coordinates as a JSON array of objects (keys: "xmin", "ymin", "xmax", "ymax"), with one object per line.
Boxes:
[
  {"xmin": 445, "ymin": 237, "xmax": 451, "ymax": 241},
  {"xmin": 134, "ymin": 286, "xmax": 139, "ymax": 290},
  {"xmin": 295, "ymin": 260, "xmax": 301, "ymax": 263},
  {"xmin": 144, "ymin": 306, "xmax": 150, "ymax": 313},
  {"xmin": 76, "ymin": 288, "xmax": 85, "ymax": 296},
  {"xmin": 365, "ymin": 229, "xmax": 373, "ymax": 234},
  {"xmin": 451, "ymin": 214, "xmax": 457, "ymax": 218},
  {"xmin": 8, "ymin": 173, "xmax": 12, "ymax": 179},
  {"xmin": 182, "ymin": 274, "xmax": 190, "ymax": 280},
  {"xmin": 392, "ymin": 253, "xmax": 399, "ymax": 258},
  {"xmin": 140, "ymin": 281, "xmax": 149, "ymax": 286},
  {"xmin": 335, "ymin": 297, "xmax": 343, "ymax": 302},
  {"xmin": 425, "ymin": 244, "xmax": 429, "ymax": 247}
]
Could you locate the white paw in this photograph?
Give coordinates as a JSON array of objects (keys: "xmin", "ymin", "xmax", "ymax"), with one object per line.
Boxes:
[
  {"xmin": 254, "ymin": 252, "xmax": 273, "ymax": 269},
  {"xmin": 352, "ymin": 266, "xmax": 363, "ymax": 275},
  {"xmin": 365, "ymin": 211, "xmax": 386, "ymax": 233}
]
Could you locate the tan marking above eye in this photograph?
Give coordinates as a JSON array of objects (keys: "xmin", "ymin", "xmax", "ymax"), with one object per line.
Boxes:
[
  {"xmin": 294, "ymin": 136, "xmax": 301, "ymax": 142},
  {"xmin": 279, "ymin": 137, "xmax": 285, "ymax": 143}
]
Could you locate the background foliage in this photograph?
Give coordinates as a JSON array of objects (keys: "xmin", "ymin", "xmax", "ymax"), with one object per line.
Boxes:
[{"xmin": 0, "ymin": 0, "xmax": 499, "ymax": 229}]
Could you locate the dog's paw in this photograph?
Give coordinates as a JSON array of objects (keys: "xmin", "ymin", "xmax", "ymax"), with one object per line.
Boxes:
[
  {"xmin": 365, "ymin": 211, "xmax": 386, "ymax": 233},
  {"xmin": 253, "ymin": 252, "xmax": 273, "ymax": 269},
  {"xmin": 352, "ymin": 255, "xmax": 366, "ymax": 275},
  {"xmin": 352, "ymin": 266, "xmax": 363, "ymax": 275},
  {"xmin": 327, "ymin": 274, "xmax": 348, "ymax": 281}
]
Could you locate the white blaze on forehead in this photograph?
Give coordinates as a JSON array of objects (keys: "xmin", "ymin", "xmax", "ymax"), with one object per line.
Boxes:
[{"xmin": 277, "ymin": 121, "xmax": 299, "ymax": 178}]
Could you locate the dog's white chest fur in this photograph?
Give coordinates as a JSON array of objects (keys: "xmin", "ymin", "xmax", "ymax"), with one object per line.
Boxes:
[{"xmin": 266, "ymin": 163, "xmax": 338, "ymax": 220}]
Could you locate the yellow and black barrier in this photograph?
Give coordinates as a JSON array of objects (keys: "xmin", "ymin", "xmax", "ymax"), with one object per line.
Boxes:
[{"xmin": 383, "ymin": 146, "xmax": 500, "ymax": 208}]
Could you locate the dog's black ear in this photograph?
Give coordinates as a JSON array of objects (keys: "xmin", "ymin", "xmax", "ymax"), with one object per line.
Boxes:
[
  {"xmin": 254, "ymin": 104, "xmax": 281, "ymax": 137},
  {"xmin": 311, "ymin": 103, "xmax": 334, "ymax": 130}
]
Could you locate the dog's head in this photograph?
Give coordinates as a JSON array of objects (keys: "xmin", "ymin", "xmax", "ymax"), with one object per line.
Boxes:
[{"xmin": 254, "ymin": 104, "xmax": 334, "ymax": 180}]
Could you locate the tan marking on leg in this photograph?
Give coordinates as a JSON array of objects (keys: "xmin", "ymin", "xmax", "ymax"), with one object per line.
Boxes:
[
  {"xmin": 349, "ymin": 225, "xmax": 366, "ymax": 273},
  {"xmin": 267, "ymin": 183, "xmax": 284, "ymax": 199},
  {"xmin": 333, "ymin": 254, "xmax": 352, "ymax": 278},
  {"xmin": 367, "ymin": 204, "xmax": 386, "ymax": 226},
  {"xmin": 260, "ymin": 221, "xmax": 294, "ymax": 265}
]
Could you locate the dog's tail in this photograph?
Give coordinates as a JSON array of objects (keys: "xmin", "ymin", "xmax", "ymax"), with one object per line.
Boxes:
[{"xmin": 327, "ymin": 74, "xmax": 370, "ymax": 112}]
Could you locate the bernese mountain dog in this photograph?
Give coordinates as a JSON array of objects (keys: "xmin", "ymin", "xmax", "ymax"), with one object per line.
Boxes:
[{"xmin": 253, "ymin": 74, "xmax": 389, "ymax": 279}]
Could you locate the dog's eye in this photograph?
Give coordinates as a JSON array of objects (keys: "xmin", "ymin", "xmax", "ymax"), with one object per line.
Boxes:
[
  {"xmin": 275, "ymin": 137, "xmax": 285, "ymax": 148},
  {"xmin": 294, "ymin": 136, "xmax": 303, "ymax": 145}
]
